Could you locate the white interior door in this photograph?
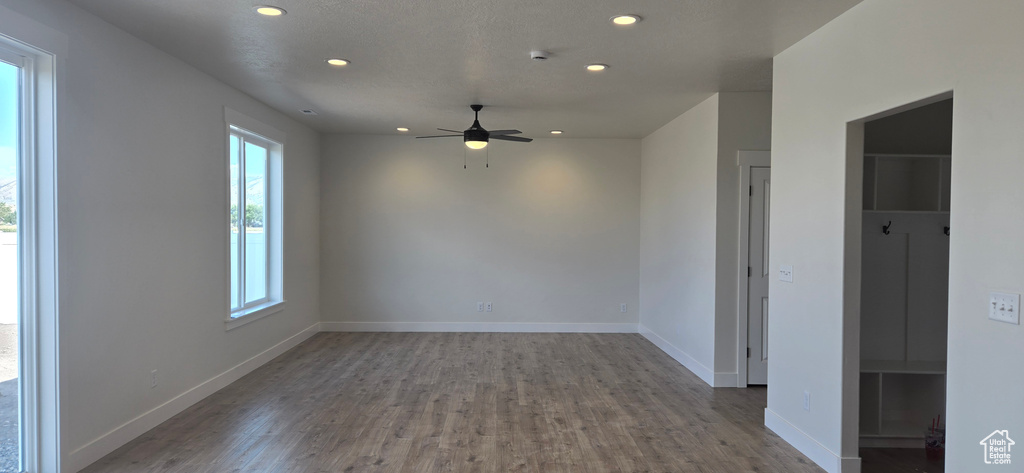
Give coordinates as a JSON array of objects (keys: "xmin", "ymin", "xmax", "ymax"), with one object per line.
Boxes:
[{"xmin": 747, "ymin": 167, "xmax": 770, "ymax": 385}]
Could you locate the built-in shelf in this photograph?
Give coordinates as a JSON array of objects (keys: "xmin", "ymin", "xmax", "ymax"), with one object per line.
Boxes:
[
  {"xmin": 863, "ymin": 210, "xmax": 950, "ymax": 215},
  {"xmin": 861, "ymin": 420, "xmax": 932, "ymax": 439},
  {"xmin": 864, "ymin": 153, "xmax": 952, "ymax": 212},
  {"xmin": 861, "ymin": 360, "xmax": 947, "ymax": 375},
  {"xmin": 864, "ymin": 153, "xmax": 952, "ymax": 159}
]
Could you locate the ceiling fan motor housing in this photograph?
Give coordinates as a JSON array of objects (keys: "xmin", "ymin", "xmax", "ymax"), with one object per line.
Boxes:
[{"xmin": 464, "ymin": 126, "xmax": 489, "ymax": 143}]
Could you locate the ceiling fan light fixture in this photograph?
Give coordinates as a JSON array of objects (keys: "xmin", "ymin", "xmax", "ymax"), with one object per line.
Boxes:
[
  {"xmin": 465, "ymin": 140, "xmax": 488, "ymax": 150},
  {"xmin": 254, "ymin": 5, "xmax": 286, "ymax": 16},
  {"xmin": 611, "ymin": 15, "xmax": 641, "ymax": 26}
]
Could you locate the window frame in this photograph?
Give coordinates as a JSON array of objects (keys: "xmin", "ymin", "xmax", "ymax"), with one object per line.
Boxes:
[
  {"xmin": 0, "ymin": 9, "xmax": 65, "ymax": 470},
  {"xmin": 224, "ymin": 108, "xmax": 285, "ymax": 329},
  {"xmin": 230, "ymin": 129, "xmax": 272, "ymax": 311}
]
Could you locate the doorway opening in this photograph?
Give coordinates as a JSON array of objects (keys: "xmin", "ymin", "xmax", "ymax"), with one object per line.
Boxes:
[{"xmin": 844, "ymin": 95, "xmax": 953, "ymax": 473}]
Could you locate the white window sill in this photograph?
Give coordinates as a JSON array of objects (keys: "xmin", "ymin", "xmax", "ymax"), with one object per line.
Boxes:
[{"xmin": 226, "ymin": 300, "xmax": 285, "ymax": 331}]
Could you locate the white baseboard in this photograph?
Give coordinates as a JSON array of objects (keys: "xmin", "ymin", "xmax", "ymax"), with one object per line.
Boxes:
[
  {"xmin": 319, "ymin": 321, "xmax": 639, "ymax": 333},
  {"xmin": 764, "ymin": 408, "xmax": 861, "ymax": 473},
  {"xmin": 66, "ymin": 322, "xmax": 320, "ymax": 473},
  {"xmin": 713, "ymin": 372, "xmax": 739, "ymax": 387},
  {"xmin": 637, "ymin": 324, "xmax": 715, "ymax": 387}
]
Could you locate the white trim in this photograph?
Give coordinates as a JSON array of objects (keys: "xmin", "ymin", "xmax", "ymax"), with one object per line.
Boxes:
[
  {"xmin": 225, "ymin": 109, "xmax": 285, "ymax": 327},
  {"xmin": 764, "ymin": 408, "xmax": 861, "ymax": 473},
  {"xmin": 320, "ymin": 321, "xmax": 639, "ymax": 333},
  {"xmin": 0, "ymin": 11, "xmax": 66, "ymax": 472},
  {"xmin": 66, "ymin": 322, "xmax": 320, "ymax": 473},
  {"xmin": 737, "ymin": 149, "xmax": 771, "ymax": 167},
  {"xmin": 638, "ymin": 324, "xmax": 715, "ymax": 386},
  {"xmin": 714, "ymin": 372, "xmax": 739, "ymax": 387},
  {"xmin": 736, "ymin": 150, "xmax": 770, "ymax": 388},
  {"xmin": 225, "ymin": 300, "xmax": 286, "ymax": 331},
  {"xmin": 0, "ymin": 45, "xmax": 23, "ymax": 66},
  {"xmin": 224, "ymin": 107, "xmax": 286, "ymax": 144}
]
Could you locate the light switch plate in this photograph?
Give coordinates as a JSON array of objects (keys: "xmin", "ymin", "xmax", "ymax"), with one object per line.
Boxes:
[
  {"xmin": 779, "ymin": 265, "xmax": 794, "ymax": 283},
  {"xmin": 989, "ymin": 292, "xmax": 1020, "ymax": 325}
]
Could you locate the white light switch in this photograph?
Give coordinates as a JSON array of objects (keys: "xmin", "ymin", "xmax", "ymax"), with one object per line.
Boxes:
[
  {"xmin": 779, "ymin": 265, "xmax": 794, "ymax": 283},
  {"xmin": 989, "ymin": 292, "xmax": 1020, "ymax": 325}
]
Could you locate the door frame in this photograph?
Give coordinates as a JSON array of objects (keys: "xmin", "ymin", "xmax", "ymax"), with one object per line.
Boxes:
[
  {"xmin": 841, "ymin": 91, "xmax": 954, "ymax": 458},
  {"xmin": 737, "ymin": 150, "xmax": 771, "ymax": 388},
  {"xmin": 0, "ymin": 7, "xmax": 65, "ymax": 471}
]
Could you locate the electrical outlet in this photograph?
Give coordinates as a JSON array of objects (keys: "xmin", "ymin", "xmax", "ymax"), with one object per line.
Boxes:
[
  {"xmin": 989, "ymin": 292, "xmax": 1020, "ymax": 325},
  {"xmin": 803, "ymin": 391, "xmax": 810, "ymax": 411},
  {"xmin": 486, "ymin": 302, "xmax": 493, "ymax": 312},
  {"xmin": 150, "ymin": 369, "xmax": 158, "ymax": 388},
  {"xmin": 779, "ymin": 265, "xmax": 794, "ymax": 283},
  {"xmin": 620, "ymin": 303, "xmax": 627, "ymax": 313},
  {"xmin": 477, "ymin": 302, "xmax": 484, "ymax": 312}
]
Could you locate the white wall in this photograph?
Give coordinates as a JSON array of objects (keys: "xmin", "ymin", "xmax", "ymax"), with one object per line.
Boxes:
[
  {"xmin": 320, "ymin": 135, "xmax": 640, "ymax": 330},
  {"xmin": 714, "ymin": 92, "xmax": 772, "ymax": 376},
  {"xmin": 0, "ymin": 0, "xmax": 321, "ymax": 470},
  {"xmin": 639, "ymin": 93, "xmax": 772, "ymax": 386},
  {"xmin": 639, "ymin": 95, "xmax": 720, "ymax": 382},
  {"xmin": 768, "ymin": 1, "xmax": 1024, "ymax": 471}
]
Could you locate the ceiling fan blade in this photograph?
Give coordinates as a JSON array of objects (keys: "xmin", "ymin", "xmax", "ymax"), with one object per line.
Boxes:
[
  {"xmin": 487, "ymin": 129, "xmax": 522, "ymax": 136},
  {"xmin": 437, "ymin": 128, "xmax": 464, "ymax": 134},
  {"xmin": 415, "ymin": 134, "xmax": 463, "ymax": 139},
  {"xmin": 491, "ymin": 135, "xmax": 533, "ymax": 143}
]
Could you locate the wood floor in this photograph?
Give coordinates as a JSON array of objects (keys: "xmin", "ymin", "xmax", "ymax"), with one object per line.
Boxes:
[
  {"xmin": 83, "ymin": 333, "xmax": 828, "ymax": 473},
  {"xmin": 860, "ymin": 448, "xmax": 944, "ymax": 473}
]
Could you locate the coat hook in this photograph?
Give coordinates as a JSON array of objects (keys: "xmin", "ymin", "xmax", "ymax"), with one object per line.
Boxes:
[
  {"xmin": 944, "ymin": 226, "xmax": 950, "ymax": 236},
  {"xmin": 882, "ymin": 221, "xmax": 892, "ymax": 235}
]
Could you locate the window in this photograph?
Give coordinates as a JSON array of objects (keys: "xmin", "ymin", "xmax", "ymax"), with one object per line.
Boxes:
[
  {"xmin": 226, "ymin": 109, "xmax": 284, "ymax": 327},
  {"xmin": 0, "ymin": 11, "xmax": 63, "ymax": 470}
]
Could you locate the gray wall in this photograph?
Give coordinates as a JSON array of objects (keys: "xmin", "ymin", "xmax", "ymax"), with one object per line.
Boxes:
[
  {"xmin": 319, "ymin": 135, "xmax": 641, "ymax": 329},
  {"xmin": 865, "ymin": 99, "xmax": 953, "ymax": 155},
  {"xmin": 639, "ymin": 95, "xmax": 720, "ymax": 382}
]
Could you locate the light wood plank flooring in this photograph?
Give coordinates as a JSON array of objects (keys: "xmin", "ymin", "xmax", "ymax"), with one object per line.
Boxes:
[{"xmin": 83, "ymin": 333, "xmax": 826, "ymax": 472}]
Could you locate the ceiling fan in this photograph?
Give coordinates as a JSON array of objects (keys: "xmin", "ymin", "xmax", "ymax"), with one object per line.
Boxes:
[{"xmin": 416, "ymin": 104, "xmax": 533, "ymax": 149}]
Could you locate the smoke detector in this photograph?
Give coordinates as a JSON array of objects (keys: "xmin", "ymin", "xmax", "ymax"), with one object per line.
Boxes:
[{"xmin": 530, "ymin": 50, "xmax": 550, "ymax": 61}]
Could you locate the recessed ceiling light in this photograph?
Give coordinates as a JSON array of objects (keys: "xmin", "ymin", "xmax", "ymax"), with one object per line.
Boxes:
[
  {"xmin": 586, "ymin": 64, "xmax": 609, "ymax": 72},
  {"xmin": 550, "ymin": 130, "xmax": 563, "ymax": 135},
  {"xmin": 326, "ymin": 58, "xmax": 350, "ymax": 66},
  {"xmin": 254, "ymin": 5, "xmax": 286, "ymax": 16},
  {"xmin": 396, "ymin": 127, "xmax": 409, "ymax": 132},
  {"xmin": 611, "ymin": 15, "xmax": 641, "ymax": 26}
]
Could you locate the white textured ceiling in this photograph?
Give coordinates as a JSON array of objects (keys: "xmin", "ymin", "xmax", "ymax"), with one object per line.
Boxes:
[{"xmin": 68, "ymin": 0, "xmax": 861, "ymax": 138}]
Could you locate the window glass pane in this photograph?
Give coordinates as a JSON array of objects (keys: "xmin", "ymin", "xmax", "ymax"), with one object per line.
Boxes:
[
  {"xmin": 228, "ymin": 135, "xmax": 240, "ymax": 310},
  {"xmin": 0, "ymin": 59, "xmax": 20, "ymax": 471},
  {"xmin": 244, "ymin": 141, "xmax": 267, "ymax": 303}
]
